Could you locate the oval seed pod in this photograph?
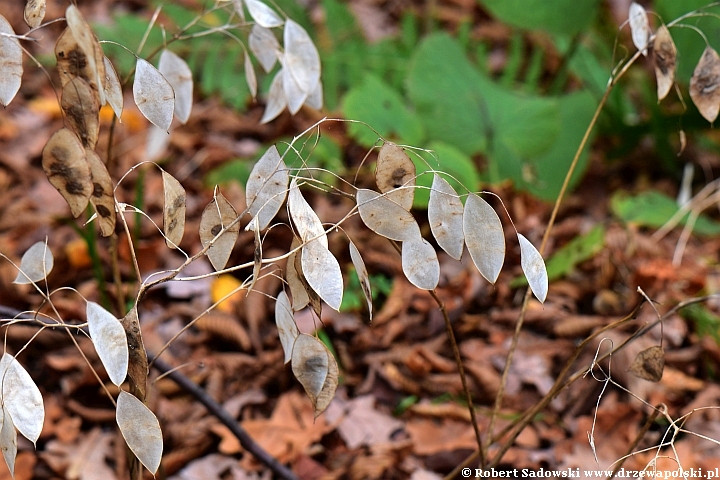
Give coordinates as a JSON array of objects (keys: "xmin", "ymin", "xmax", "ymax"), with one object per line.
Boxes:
[
  {"xmin": 356, "ymin": 189, "xmax": 421, "ymax": 242},
  {"xmin": 245, "ymin": 145, "xmax": 289, "ymax": 230},
  {"xmin": 162, "ymin": 171, "xmax": 186, "ymax": 249},
  {"xmin": 517, "ymin": 233, "xmax": 548, "ymax": 303},
  {"xmin": 13, "ymin": 242, "xmax": 53, "ymax": 284},
  {"xmin": 158, "ymin": 49, "xmax": 193, "ymax": 124},
  {"xmin": 199, "ymin": 192, "xmax": 239, "ymax": 271},
  {"xmin": 653, "ymin": 25, "xmax": 676, "ymax": 101},
  {"xmin": 291, "ymin": 334, "xmax": 338, "ymax": 417},
  {"xmin": 428, "ymin": 174, "xmax": 464, "ymax": 260},
  {"xmin": 463, "ymin": 193, "xmax": 505, "ymax": 284},
  {"xmin": 42, "ymin": 128, "xmax": 92, "ymax": 218},
  {"xmin": 401, "ymin": 237, "xmax": 440, "ymax": 291},
  {"xmin": 133, "ymin": 58, "xmax": 175, "ymax": 131},
  {"xmin": 0, "ymin": 14, "xmax": 23, "ymax": 107},
  {"xmin": 116, "ymin": 391, "xmax": 163, "ymax": 474},
  {"xmin": 375, "ymin": 142, "xmax": 415, "ymax": 211},
  {"xmin": 690, "ymin": 47, "xmax": 720, "ymax": 123}
]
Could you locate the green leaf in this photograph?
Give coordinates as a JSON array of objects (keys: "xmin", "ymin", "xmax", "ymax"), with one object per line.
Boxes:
[
  {"xmin": 611, "ymin": 190, "xmax": 720, "ymax": 236},
  {"xmin": 205, "ymin": 159, "xmax": 252, "ymax": 188},
  {"xmin": 412, "ymin": 142, "xmax": 480, "ymax": 209},
  {"xmin": 479, "ymin": 0, "xmax": 600, "ymax": 36},
  {"xmin": 406, "ymin": 34, "xmax": 488, "ymax": 156},
  {"xmin": 681, "ymin": 304, "xmax": 720, "ymax": 344},
  {"xmin": 342, "ymin": 75, "xmax": 424, "ymax": 147},
  {"xmin": 512, "ymin": 224, "xmax": 605, "ymax": 287}
]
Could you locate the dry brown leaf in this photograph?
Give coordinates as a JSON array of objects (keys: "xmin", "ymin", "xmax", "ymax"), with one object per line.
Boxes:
[
  {"xmin": 375, "ymin": 142, "xmax": 415, "ymax": 210},
  {"xmin": 690, "ymin": 46, "xmax": 720, "ymax": 123},
  {"xmin": 85, "ymin": 149, "xmax": 115, "ymax": 237},
  {"xmin": 627, "ymin": 345, "xmax": 665, "ymax": 382},
  {"xmin": 653, "ymin": 25, "xmax": 676, "ymax": 101},
  {"xmin": 329, "ymin": 396, "xmax": 403, "ymax": 449},
  {"xmin": 61, "ymin": 77, "xmax": 100, "ymax": 149},
  {"xmin": 41, "ymin": 128, "xmax": 92, "ymax": 218},
  {"xmin": 199, "ymin": 191, "xmax": 239, "ymax": 271},
  {"xmin": 405, "ymin": 418, "xmax": 477, "ymax": 456},
  {"xmin": 162, "ymin": 171, "xmax": 186, "ymax": 249}
]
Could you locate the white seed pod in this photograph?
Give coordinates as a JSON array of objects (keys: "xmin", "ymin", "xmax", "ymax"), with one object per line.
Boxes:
[
  {"xmin": 260, "ymin": 68, "xmax": 287, "ymax": 124},
  {"xmin": 517, "ymin": 234, "xmax": 548, "ymax": 303},
  {"xmin": 162, "ymin": 171, "xmax": 186, "ymax": 249},
  {"xmin": 0, "ymin": 354, "xmax": 44, "ymax": 445},
  {"xmin": 286, "ymin": 236, "xmax": 310, "ymax": 311},
  {"xmin": 284, "ymin": 19, "xmax": 320, "ymax": 94},
  {"xmin": 245, "ymin": 145, "xmax": 289, "ymax": 230},
  {"xmin": 628, "ymin": 2, "xmax": 650, "ymax": 56},
  {"xmin": 245, "ymin": 0, "xmax": 283, "ymax": 28},
  {"xmin": 288, "ymin": 178, "xmax": 327, "ymax": 247},
  {"xmin": 349, "ymin": 240, "xmax": 372, "ymax": 321},
  {"xmin": 199, "ymin": 192, "xmax": 239, "ymax": 271},
  {"xmin": 86, "ymin": 301, "xmax": 129, "ymax": 386},
  {"xmin": 116, "ymin": 391, "xmax": 163, "ymax": 474},
  {"xmin": 275, "ymin": 291, "xmax": 299, "ymax": 364},
  {"xmin": 158, "ymin": 49, "xmax": 193, "ymax": 124},
  {"xmin": 0, "ymin": 14, "xmax": 23, "ymax": 107},
  {"xmin": 244, "ymin": 49, "xmax": 257, "ymax": 100},
  {"xmin": 13, "ymin": 241, "xmax": 53, "ymax": 284},
  {"xmin": 463, "ymin": 193, "xmax": 505, "ymax": 284},
  {"xmin": 133, "ymin": 58, "xmax": 175, "ymax": 131},
  {"xmin": 428, "ymin": 174, "xmax": 464, "ymax": 260},
  {"xmin": 249, "ymin": 24, "xmax": 280, "ymax": 73},
  {"xmin": 356, "ymin": 189, "xmax": 421, "ymax": 242},
  {"xmin": 102, "ymin": 56, "xmax": 123, "ymax": 119},
  {"xmin": 301, "ymin": 239, "xmax": 343, "ymax": 311},
  {"xmin": 0, "ymin": 407, "xmax": 16, "ymax": 477},
  {"xmin": 401, "ymin": 237, "xmax": 440, "ymax": 291}
]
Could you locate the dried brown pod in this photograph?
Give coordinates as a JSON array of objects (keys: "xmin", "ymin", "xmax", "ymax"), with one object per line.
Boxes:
[
  {"xmin": 690, "ymin": 46, "xmax": 720, "ymax": 123},
  {"xmin": 162, "ymin": 171, "xmax": 186, "ymax": 249},
  {"xmin": 61, "ymin": 77, "xmax": 100, "ymax": 149},
  {"xmin": 85, "ymin": 149, "xmax": 115, "ymax": 236},
  {"xmin": 41, "ymin": 128, "xmax": 92, "ymax": 218},
  {"xmin": 376, "ymin": 142, "xmax": 416, "ymax": 211},
  {"xmin": 199, "ymin": 192, "xmax": 239, "ymax": 271},
  {"xmin": 24, "ymin": 0, "xmax": 46, "ymax": 28},
  {"xmin": 628, "ymin": 345, "xmax": 665, "ymax": 382},
  {"xmin": 653, "ymin": 25, "xmax": 677, "ymax": 101}
]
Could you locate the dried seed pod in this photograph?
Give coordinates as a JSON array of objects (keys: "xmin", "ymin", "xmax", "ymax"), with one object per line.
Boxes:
[
  {"xmin": 13, "ymin": 242, "xmax": 53, "ymax": 284},
  {"xmin": 61, "ymin": 77, "xmax": 100, "ymax": 149},
  {"xmin": 628, "ymin": 345, "xmax": 664, "ymax": 382},
  {"xmin": 162, "ymin": 171, "xmax": 186, "ymax": 248},
  {"xmin": 349, "ymin": 240, "xmax": 372, "ymax": 321},
  {"xmin": 245, "ymin": 145, "xmax": 289, "ymax": 230},
  {"xmin": 134, "ymin": 58, "xmax": 175, "ymax": 131},
  {"xmin": 356, "ymin": 189, "xmax": 421, "ymax": 242},
  {"xmin": 628, "ymin": 2, "xmax": 650, "ymax": 56},
  {"xmin": 24, "ymin": 0, "xmax": 46, "ymax": 28},
  {"xmin": 0, "ymin": 14, "xmax": 23, "ymax": 107},
  {"xmin": 428, "ymin": 174, "xmax": 464, "ymax": 260},
  {"xmin": 518, "ymin": 234, "xmax": 548, "ymax": 303},
  {"xmin": 463, "ymin": 193, "xmax": 505, "ymax": 284},
  {"xmin": 375, "ymin": 142, "xmax": 416, "ymax": 211},
  {"xmin": 42, "ymin": 128, "xmax": 92, "ymax": 217},
  {"xmin": 401, "ymin": 237, "xmax": 440, "ymax": 291},
  {"xmin": 199, "ymin": 192, "xmax": 239, "ymax": 271},
  {"xmin": 291, "ymin": 334, "xmax": 338, "ymax": 417},
  {"xmin": 653, "ymin": 25, "xmax": 676, "ymax": 101},
  {"xmin": 158, "ymin": 49, "xmax": 193, "ymax": 124},
  {"xmin": 64, "ymin": 5, "xmax": 106, "ymax": 104},
  {"xmin": 85, "ymin": 149, "xmax": 115, "ymax": 236},
  {"xmin": 690, "ymin": 47, "xmax": 720, "ymax": 123}
]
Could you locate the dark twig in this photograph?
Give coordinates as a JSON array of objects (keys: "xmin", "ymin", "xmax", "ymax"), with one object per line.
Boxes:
[{"xmin": 148, "ymin": 354, "xmax": 299, "ymax": 480}]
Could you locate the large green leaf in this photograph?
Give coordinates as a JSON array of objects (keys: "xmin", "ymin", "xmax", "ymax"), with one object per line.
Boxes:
[
  {"xmin": 343, "ymin": 75, "xmax": 424, "ymax": 147},
  {"xmin": 480, "ymin": 0, "xmax": 600, "ymax": 36},
  {"xmin": 406, "ymin": 34, "xmax": 488, "ymax": 155}
]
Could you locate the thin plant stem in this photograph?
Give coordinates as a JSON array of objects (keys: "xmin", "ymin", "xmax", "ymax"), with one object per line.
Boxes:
[
  {"xmin": 480, "ymin": 48, "xmax": 643, "ymax": 472},
  {"xmin": 430, "ymin": 289, "xmax": 485, "ymax": 467},
  {"xmin": 606, "ymin": 407, "xmax": 661, "ymax": 480}
]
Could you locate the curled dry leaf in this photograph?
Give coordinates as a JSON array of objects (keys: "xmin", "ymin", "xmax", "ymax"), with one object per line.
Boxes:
[
  {"xmin": 13, "ymin": 241, "xmax": 53, "ymax": 284},
  {"xmin": 0, "ymin": 353, "xmax": 44, "ymax": 444},
  {"xmin": 200, "ymin": 191, "xmax": 240, "ymax": 271},
  {"xmin": 134, "ymin": 58, "xmax": 175, "ymax": 131},
  {"xmin": 628, "ymin": 2, "xmax": 650, "ymax": 56},
  {"xmin": 162, "ymin": 171, "xmax": 186, "ymax": 249},
  {"xmin": 402, "ymin": 237, "xmax": 440, "ymax": 290},
  {"xmin": 65, "ymin": 5, "xmax": 105, "ymax": 104},
  {"xmin": 24, "ymin": 0, "xmax": 46, "ymax": 28},
  {"xmin": 245, "ymin": 145, "xmax": 289, "ymax": 230},
  {"xmin": 260, "ymin": 68, "xmax": 286, "ymax": 124},
  {"xmin": 282, "ymin": 60, "xmax": 308, "ymax": 115},
  {"xmin": 245, "ymin": 0, "xmax": 284, "ymax": 28},
  {"xmin": 463, "ymin": 193, "xmax": 505, "ymax": 284},
  {"xmin": 42, "ymin": 128, "xmax": 92, "ymax": 218},
  {"xmin": 116, "ymin": 391, "xmax": 163, "ymax": 474},
  {"xmin": 86, "ymin": 149, "xmax": 116, "ymax": 237},
  {"xmin": 158, "ymin": 49, "xmax": 193, "ymax": 124},
  {"xmin": 288, "ymin": 178, "xmax": 327, "ymax": 247},
  {"xmin": 291, "ymin": 334, "xmax": 338, "ymax": 417},
  {"xmin": 356, "ymin": 189, "xmax": 421, "ymax": 241},
  {"xmin": 628, "ymin": 345, "xmax": 665, "ymax": 382},
  {"xmin": 653, "ymin": 25, "xmax": 676, "ymax": 101},
  {"xmin": 62, "ymin": 77, "xmax": 100, "ymax": 149},
  {"xmin": 517, "ymin": 234, "xmax": 548, "ymax": 303},
  {"xmin": 249, "ymin": 25, "xmax": 280, "ymax": 73},
  {"xmin": 86, "ymin": 302, "xmax": 129, "ymax": 386},
  {"xmin": 284, "ymin": 19, "xmax": 321, "ymax": 94},
  {"xmin": 275, "ymin": 291, "xmax": 299, "ymax": 364},
  {"xmin": 244, "ymin": 50, "xmax": 257, "ymax": 100},
  {"xmin": 690, "ymin": 46, "xmax": 720, "ymax": 123},
  {"xmin": 0, "ymin": 14, "xmax": 22, "ymax": 107},
  {"xmin": 301, "ymin": 239, "xmax": 343, "ymax": 311},
  {"xmin": 375, "ymin": 142, "xmax": 416, "ymax": 211},
  {"xmin": 0, "ymin": 407, "xmax": 16, "ymax": 477},
  {"xmin": 428, "ymin": 174, "xmax": 464, "ymax": 260},
  {"xmin": 120, "ymin": 307, "xmax": 148, "ymax": 400},
  {"xmin": 349, "ymin": 240, "xmax": 372, "ymax": 321}
]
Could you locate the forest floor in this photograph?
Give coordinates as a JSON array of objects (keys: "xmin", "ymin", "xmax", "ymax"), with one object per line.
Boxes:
[{"xmin": 1, "ymin": 0, "xmax": 720, "ymax": 479}]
